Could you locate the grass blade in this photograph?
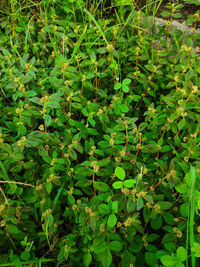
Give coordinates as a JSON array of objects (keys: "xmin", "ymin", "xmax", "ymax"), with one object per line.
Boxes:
[
  {"xmin": 70, "ymin": 23, "xmax": 88, "ymax": 62},
  {"xmin": 190, "ymin": 165, "xmax": 196, "ymax": 267},
  {"xmin": 83, "ymin": 8, "xmax": 108, "ymax": 45},
  {"xmin": 0, "ymin": 161, "xmax": 9, "ymax": 180}
]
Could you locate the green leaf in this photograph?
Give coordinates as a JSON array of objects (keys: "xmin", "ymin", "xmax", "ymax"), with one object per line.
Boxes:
[
  {"xmin": 145, "ymin": 252, "xmax": 158, "ymax": 266},
  {"xmin": 161, "ymin": 255, "xmax": 179, "ymax": 266},
  {"xmin": 93, "ymin": 182, "xmax": 110, "ymax": 192},
  {"xmin": 192, "ymin": 242, "xmax": 200, "ymax": 257},
  {"xmin": 132, "ymin": 95, "xmax": 141, "ymax": 102},
  {"xmin": 156, "ymin": 201, "xmax": 173, "ymax": 210},
  {"xmin": 20, "ymin": 251, "xmax": 31, "ymax": 261},
  {"xmin": 147, "ymin": 234, "xmax": 160, "ymax": 242},
  {"xmin": 98, "ymin": 204, "xmax": 110, "ymax": 215},
  {"xmin": 109, "ymin": 241, "xmax": 122, "ymax": 252},
  {"xmin": 112, "ymin": 201, "xmax": 118, "ymax": 213},
  {"xmin": 107, "ymin": 214, "xmax": 117, "ymax": 230},
  {"xmin": 161, "ymin": 145, "xmax": 172, "ymax": 152},
  {"xmin": 175, "ymin": 183, "xmax": 187, "ymax": 194},
  {"xmin": 122, "ymin": 85, "xmax": 129, "ymax": 93},
  {"xmin": 83, "ymin": 253, "xmax": 92, "ymax": 267},
  {"xmin": 177, "ymin": 246, "xmax": 187, "ymax": 262},
  {"xmin": 123, "ymin": 179, "xmax": 136, "ymax": 188},
  {"xmin": 180, "ymin": 203, "xmax": 189, "ymax": 217},
  {"xmin": 46, "ymin": 182, "xmax": 52, "ymax": 194},
  {"xmin": 141, "ymin": 144, "xmax": 161, "ymax": 153},
  {"xmin": 127, "ymin": 196, "xmax": 135, "ymax": 213},
  {"xmin": 123, "ymin": 78, "xmax": 131, "ymax": 85},
  {"xmin": 119, "ymin": 104, "xmax": 129, "ymax": 113},
  {"xmin": 75, "ymin": 167, "xmax": 93, "ymax": 176},
  {"xmin": 160, "ymin": 11, "xmax": 171, "ymax": 17},
  {"xmin": 6, "ymin": 224, "xmax": 21, "ymax": 234},
  {"xmin": 178, "ymin": 118, "xmax": 185, "ymax": 131},
  {"xmin": 114, "ymin": 83, "xmax": 122, "ymax": 90},
  {"xmin": 100, "ymin": 248, "xmax": 112, "ymax": 267},
  {"xmin": 115, "ymin": 167, "xmax": 125, "ymax": 180},
  {"xmin": 72, "ymin": 102, "xmax": 83, "ymax": 109},
  {"xmin": 112, "ymin": 181, "xmax": 123, "ymax": 189},
  {"xmin": 151, "ymin": 216, "xmax": 162, "ymax": 230},
  {"xmin": 137, "ymin": 196, "xmax": 144, "ymax": 211}
]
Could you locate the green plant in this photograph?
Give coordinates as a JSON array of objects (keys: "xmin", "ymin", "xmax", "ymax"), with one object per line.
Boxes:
[{"xmin": 0, "ymin": 0, "xmax": 200, "ymax": 266}]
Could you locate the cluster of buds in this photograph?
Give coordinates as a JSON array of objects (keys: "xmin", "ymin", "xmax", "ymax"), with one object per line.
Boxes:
[
  {"xmin": 42, "ymin": 208, "xmax": 52, "ymax": 217},
  {"xmin": 85, "ymin": 207, "xmax": 95, "ymax": 217},
  {"xmin": 17, "ymin": 136, "xmax": 26, "ymax": 147},
  {"xmin": 68, "ymin": 140, "xmax": 78, "ymax": 150},
  {"xmin": 167, "ymin": 170, "xmax": 176, "ymax": 178},
  {"xmin": 64, "ymin": 80, "xmax": 71, "ymax": 86},
  {"xmin": 68, "ymin": 187, "xmax": 74, "ymax": 195},
  {"xmin": 64, "ymin": 153, "xmax": 70, "ymax": 158},
  {"xmin": 68, "ymin": 168, "xmax": 74, "ymax": 177},
  {"xmin": 142, "ymin": 235, "xmax": 148, "ymax": 247},
  {"xmin": 117, "ymin": 222, "xmax": 122, "ymax": 228},
  {"xmin": 174, "ymin": 76, "xmax": 179, "ymax": 83},
  {"xmin": 66, "ymin": 92, "xmax": 73, "ymax": 102},
  {"xmin": 40, "ymin": 199, "xmax": 45, "ymax": 205},
  {"xmin": 153, "ymin": 204, "xmax": 161, "ymax": 214},
  {"xmin": 0, "ymin": 133, "xmax": 3, "ymax": 143},
  {"xmin": 130, "ymin": 159, "xmax": 137, "ymax": 165},
  {"xmin": 135, "ymin": 46, "xmax": 141, "ymax": 57},
  {"xmin": 5, "ymin": 55, "xmax": 12, "ymax": 61},
  {"xmin": 47, "ymin": 174, "xmax": 55, "ymax": 183},
  {"xmin": 19, "ymin": 83, "xmax": 25, "ymax": 93},
  {"xmin": 134, "ymin": 70, "xmax": 140, "ymax": 77},
  {"xmin": 72, "ymin": 204, "xmax": 78, "ymax": 211},
  {"xmin": 121, "ymin": 187, "xmax": 130, "ymax": 196},
  {"xmin": 114, "ymin": 157, "xmax": 121, "ymax": 164},
  {"xmin": 0, "ymin": 220, "xmax": 6, "ymax": 227},
  {"xmin": 177, "ymin": 107, "xmax": 187, "ymax": 118},
  {"xmin": 77, "ymin": 199, "xmax": 81, "ymax": 205},
  {"xmin": 25, "ymin": 63, "xmax": 33, "ymax": 70},
  {"xmin": 106, "ymin": 44, "xmax": 114, "ymax": 52},
  {"xmin": 113, "ymin": 26, "xmax": 119, "ymax": 39},
  {"xmin": 173, "ymin": 227, "xmax": 183, "ymax": 238},
  {"xmin": 91, "ymin": 161, "xmax": 99, "ymax": 173},
  {"xmin": 181, "ymin": 66, "xmax": 186, "ymax": 73},
  {"xmin": 192, "ymin": 85, "xmax": 198, "ymax": 94},
  {"xmin": 36, "ymin": 184, "xmax": 43, "ymax": 191},
  {"xmin": 89, "ymin": 146, "xmax": 96, "ymax": 156},
  {"xmin": 67, "ymin": 112, "xmax": 71, "ymax": 118},
  {"xmin": 181, "ymin": 45, "xmax": 192, "ymax": 52},
  {"xmin": 0, "ymin": 204, "xmax": 5, "ymax": 215},
  {"xmin": 110, "ymin": 138, "xmax": 114, "ymax": 146},
  {"xmin": 39, "ymin": 124, "xmax": 44, "ymax": 131},
  {"xmin": 50, "ymin": 158, "xmax": 56, "ymax": 166},
  {"xmin": 113, "ymin": 96, "xmax": 120, "ymax": 101},
  {"xmin": 148, "ymin": 106, "xmax": 156, "ymax": 114},
  {"xmin": 124, "ymin": 217, "xmax": 134, "ymax": 227},
  {"xmin": 100, "ymin": 223, "xmax": 105, "ymax": 232},
  {"xmin": 120, "ymin": 151, "xmax": 126, "ymax": 157},
  {"xmin": 81, "ymin": 74, "xmax": 86, "ymax": 82},
  {"xmin": 14, "ymin": 77, "xmax": 20, "ymax": 83},
  {"xmin": 16, "ymin": 207, "xmax": 21, "ymax": 221},
  {"xmin": 136, "ymin": 191, "xmax": 147, "ymax": 198},
  {"xmin": 167, "ymin": 117, "xmax": 173, "ymax": 123},
  {"xmin": 97, "ymin": 109, "xmax": 103, "ymax": 116},
  {"xmin": 40, "ymin": 95, "xmax": 49, "ymax": 103}
]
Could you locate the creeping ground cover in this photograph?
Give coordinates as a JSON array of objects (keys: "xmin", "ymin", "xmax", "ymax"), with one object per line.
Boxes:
[{"xmin": 0, "ymin": 0, "xmax": 200, "ymax": 266}]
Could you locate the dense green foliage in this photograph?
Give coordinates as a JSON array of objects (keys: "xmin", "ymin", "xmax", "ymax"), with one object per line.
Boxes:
[{"xmin": 0, "ymin": 0, "xmax": 200, "ymax": 266}]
